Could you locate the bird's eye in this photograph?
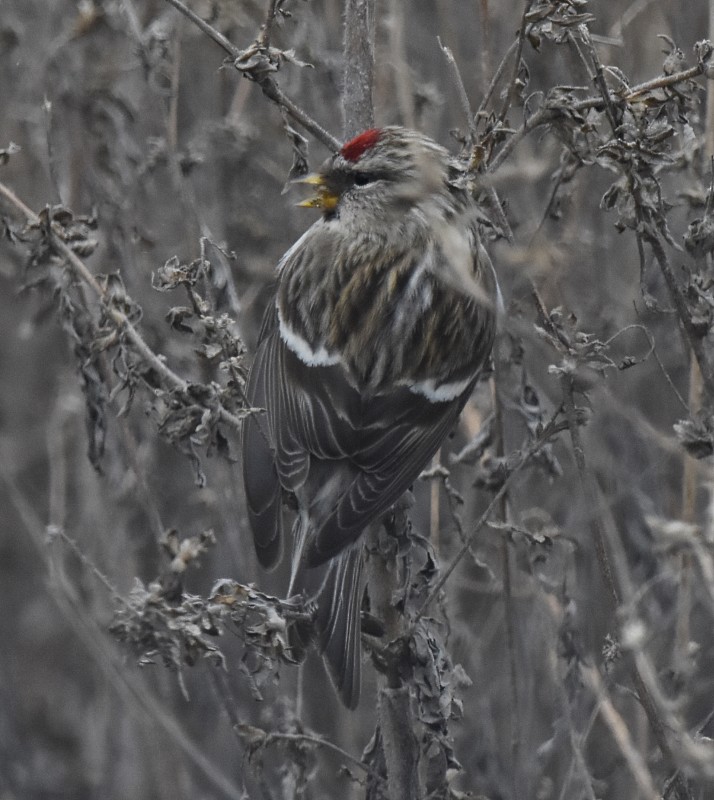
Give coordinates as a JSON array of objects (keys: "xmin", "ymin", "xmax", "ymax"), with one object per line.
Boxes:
[{"xmin": 353, "ymin": 172, "xmax": 375, "ymax": 187}]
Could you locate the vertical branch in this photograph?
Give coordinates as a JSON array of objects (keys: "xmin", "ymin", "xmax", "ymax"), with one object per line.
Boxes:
[
  {"xmin": 676, "ymin": 0, "xmax": 714, "ymax": 672},
  {"xmin": 496, "ymin": 0, "xmax": 535, "ymax": 124},
  {"xmin": 341, "ymin": 3, "xmax": 421, "ymax": 797},
  {"xmin": 343, "ymin": 0, "xmax": 375, "ymax": 138},
  {"xmin": 476, "ymin": 0, "xmax": 492, "ymax": 99},
  {"xmin": 387, "ymin": 0, "xmax": 415, "ymax": 128},
  {"xmin": 492, "ymin": 362, "xmax": 522, "ymax": 798},
  {"xmin": 646, "ymin": 232, "xmax": 714, "ymax": 398},
  {"xmin": 560, "ymin": 374, "xmax": 619, "ymax": 609}
]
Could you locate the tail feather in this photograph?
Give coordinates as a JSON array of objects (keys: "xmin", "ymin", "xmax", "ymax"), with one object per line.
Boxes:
[{"xmin": 289, "ymin": 528, "xmax": 364, "ymax": 709}]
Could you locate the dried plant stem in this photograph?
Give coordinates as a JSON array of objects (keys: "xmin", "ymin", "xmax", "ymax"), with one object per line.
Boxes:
[
  {"xmin": 476, "ymin": 39, "xmax": 519, "ymax": 120},
  {"xmin": 260, "ymin": 732, "xmax": 384, "ymax": 784},
  {"xmin": 439, "ymin": 38, "xmax": 474, "ymax": 138},
  {"xmin": 492, "ymin": 363, "xmax": 522, "ymax": 797},
  {"xmin": 581, "ymin": 666, "xmax": 661, "ymax": 800},
  {"xmin": 418, "ymin": 408, "xmax": 563, "ymax": 616},
  {"xmin": 560, "ymin": 374, "xmax": 693, "ymax": 800},
  {"xmin": 560, "ymin": 374, "xmax": 619, "ymax": 608},
  {"xmin": 257, "ymin": 0, "xmax": 282, "ymax": 48},
  {"xmin": 343, "ymin": 0, "xmax": 375, "ymax": 138},
  {"xmin": 497, "ymin": 0, "xmax": 536, "ymax": 124},
  {"xmin": 162, "ymin": 0, "xmax": 341, "ymax": 152},
  {"xmin": 389, "ymin": 0, "xmax": 415, "ymax": 129},
  {"xmin": 677, "ymin": 0, "xmax": 714, "ymax": 675},
  {"xmin": 647, "ymin": 232, "xmax": 714, "ymax": 399},
  {"xmin": 0, "ymin": 180, "xmax": 245, "ymax": 433},
  {"xmin": 340, "ymin": 2, "xmax": 419, "ymax": 795},
  {"xmin": 1, "ymin": 469, "xmax": 245, "ymax": 800},
  {"xmin": 488, "ymin": 62, "xmax": 708, "ymax": 172}
]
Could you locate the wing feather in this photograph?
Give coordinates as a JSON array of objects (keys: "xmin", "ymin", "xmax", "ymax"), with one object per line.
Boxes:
[{"xmin": 242, "ymin": 326, "xmax": 284, "ymax": 570}]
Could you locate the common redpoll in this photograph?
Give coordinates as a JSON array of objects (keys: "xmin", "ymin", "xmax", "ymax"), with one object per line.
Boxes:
[{"xmin": 242, "ymin": 126, "xmax": 498, "ymax": 708}]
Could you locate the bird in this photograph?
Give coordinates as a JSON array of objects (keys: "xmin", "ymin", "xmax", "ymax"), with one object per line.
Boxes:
[{"xmin": 242, "ymin": 126, "xmax": 499, "ymax": 708}]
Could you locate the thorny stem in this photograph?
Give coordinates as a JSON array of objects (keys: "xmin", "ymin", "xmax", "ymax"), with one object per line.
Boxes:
[{"xmin": 0, "ymin": 180, "xmax": 246, "ymax": 433}]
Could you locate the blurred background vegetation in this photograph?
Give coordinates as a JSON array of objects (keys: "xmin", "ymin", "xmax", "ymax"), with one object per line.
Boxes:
[{"xmin": 2, "ymin": 1, "xmax": 714, "ymax": 798}]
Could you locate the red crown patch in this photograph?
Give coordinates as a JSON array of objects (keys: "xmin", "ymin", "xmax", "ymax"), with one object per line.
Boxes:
[{"xmin": 340, "ymin": 128, "xmax": 382, "ymax": 162}]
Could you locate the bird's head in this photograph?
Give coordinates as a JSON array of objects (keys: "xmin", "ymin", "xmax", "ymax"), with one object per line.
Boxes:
[{"xmin": 297, "ymin": 126, "xmax": 452, "ymax": 222}]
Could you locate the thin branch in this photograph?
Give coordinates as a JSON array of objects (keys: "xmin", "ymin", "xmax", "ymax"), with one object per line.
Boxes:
[
  {"xmin": 163, "ymin": 0, "xmax": 240, "ymax": 58},
  {"xmin": 257, "ymin": 0, "xmax": 283, "ymax": 48},
  {"xmin": 417, "ymin": 408, "xmax": 564, "ymax": 616},
  {"xmin": 342, "ymin": 0, "xmax": 375, "ymax": 138},
  {"xmin": 439, "ymin": 37, "xmax": 475, "ymax": 139},
  {"xmin": 0, "ymin": 179, "xmax": 245, "ymax": 433},
  {"xmin": 161, "ymin": 0, "xmax": 341, "ymax": 152},
  {"xmin": 0, "ymin": 469, "xmax": 246, "ymax": 800},
  {"xmin": 559, "ymin": 371, "xmax": 694, "ymax": 800},
  {"xmin": 497, "ymin": 0, "xmax": 536, "ymax": 124},
  {"xmin": 581, "ymin": 665, "xmax": 661, "ymax": 800},
  {"xmin": 475, "ymin": 39, "xmax": 519, "ymax": 120},
  {"xmin": 262, "ymin": 731, "xmax": 385, "ymax": 784},
  {"xmin": 647, "ymin": 231, "xmax": 714, "ymax": 399},
  {"xmin": 488, "ymin": 62, "xmax": 708, "ymax": 172}
]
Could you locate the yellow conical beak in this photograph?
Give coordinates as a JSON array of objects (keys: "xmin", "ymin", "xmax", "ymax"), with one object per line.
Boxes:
[{"xmin": 295, "ymin": 173, "xmax": 339, "ymax": 210}]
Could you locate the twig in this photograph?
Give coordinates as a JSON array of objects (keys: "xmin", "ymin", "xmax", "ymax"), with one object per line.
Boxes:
[
  {"xmin": 573, "ymin": 27, "xmax": 619, "ymax": 133},
  {"xmin": 163, "ymin": 0, "xmax": 240, "ymax": 57},
  {"xmin": 388, "ymin": 0, "xmax": 415, "ymax": 129},
  {"xmin": 646, "ymin": 231, "xmax": 714, "ymax": 399},
  {"xmin": 475, "ymin": 39, "xmax": 519, "ymax": 120},
  {"xmin": 559, "ymin": 372, "xmax": 694, "ymax": 800},
  {"xmin": 342, "ymin": 0, "xmax": 375, "ymax": 138},
  {"xmin": 0, "ymin": 179, "xmax": 245, "ymax": 433},
  {"xmin": 262, "ymin": 731, "xmax": 384, "ymax": 784},
  {"xmin": 439, "ymin": 38, "xmax": 475, "ymax": 140},
  {"xmin": 581, "ymin": 665, "xmax": 661, "ymax": 800},
  {"xmin": 560, "ymin": 373, "xmax": 619, "ymax": 606},
  {"xmin": 257, "ymin": 0, "xmax": 283, "ymax": 48},
  {"xmin": 491, "ymin": 358, "xmax": 522, "ymax": 797},
  {"xmin": 496, "ymin": 0, "xmax": 536, "ymax": 124},
  {"xmin": 167, "ymin": 17, "xmax": 182, "ymax": 154},
  {"xmin": 161, "ymin": 0, "xmax": 341, "ymax": 152},
  {"xmin": 417, "ymin": 408, "xmax": 563, "ymax": 616},
  {"xmin": 487, "ymin": 105, "xmax": 555, "ymax": 173},
  {"xmin": 1, "ymin": 469, "xmax": 246, "ymax": 800},
  {"xmin": 488, "ymin": 62, "xmax": 708, "ymax": 172},
  {"xmin": 624, "ymin": 64, "xmax": 704, "ymax": 100}
]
